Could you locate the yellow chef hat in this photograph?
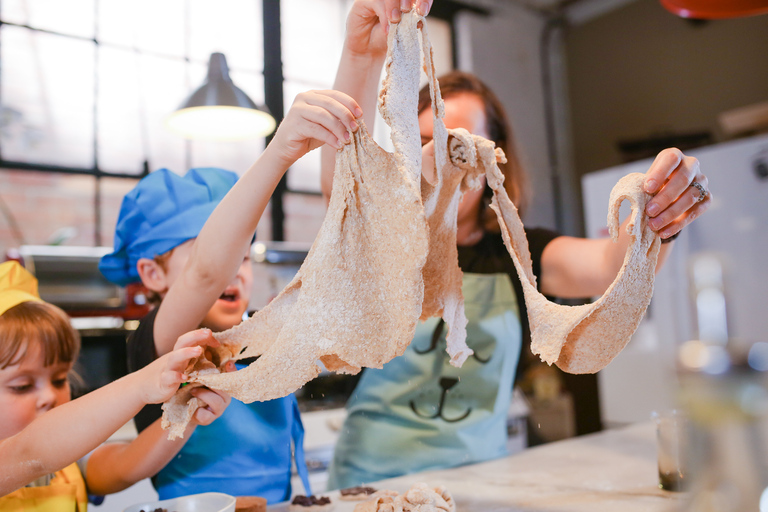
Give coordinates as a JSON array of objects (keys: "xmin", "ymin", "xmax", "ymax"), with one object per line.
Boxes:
[{"xmin": 0, "ymin": 261, "xmax": 42, "ymax": 316}]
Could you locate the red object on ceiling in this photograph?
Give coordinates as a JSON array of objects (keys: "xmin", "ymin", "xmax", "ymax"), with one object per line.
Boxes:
[{"xmin": 660, "ymin": 0, "xmax": 768, "ymax": 18}]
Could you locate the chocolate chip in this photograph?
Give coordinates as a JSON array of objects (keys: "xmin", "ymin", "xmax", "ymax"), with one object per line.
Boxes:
[{"xmin": 291, "ymin": 495, "xmax": 331, "ymax": 506}]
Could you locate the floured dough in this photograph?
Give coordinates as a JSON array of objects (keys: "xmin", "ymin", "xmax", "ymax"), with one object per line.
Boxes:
[
  {"xmin": 452, "ymin": 131, "xmax": 660, "ymax": 373},
  {"xmin": 161, "ymin": 9, "xmax": 661, "ymax": 439},
  {"xmin": 354, "ymin": 483, "xmax": 455, "ymax": 512},
  {"xmin": 415, "ymin": 19, "xmax": 481, "ymax": 367},
  {"xmin": 161, "ymin": 10, "xmax": 473, "ymax": 438}
]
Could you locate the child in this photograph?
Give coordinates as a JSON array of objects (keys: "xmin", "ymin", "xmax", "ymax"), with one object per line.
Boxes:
[
  {"xmin": 99, "ymin": 90, "xmax": 362, "ymax": 502},
  {"xmin": 0, "ymin": 260, "xmax": 229, "ymax": 506}
]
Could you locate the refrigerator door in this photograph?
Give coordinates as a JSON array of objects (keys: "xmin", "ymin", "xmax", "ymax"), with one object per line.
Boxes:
[{"xmin": 581, "ymin": 134, "xmax": 768, "ymax": 426}]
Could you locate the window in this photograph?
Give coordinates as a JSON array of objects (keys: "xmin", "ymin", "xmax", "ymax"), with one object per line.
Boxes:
[
  {"xmin": 281, "ymin": 0, "xmax": 351, "ymax": 193},
  {"xmin": 0, "ymin": 0, "xmax": 266, "ymax": 177},
  {"xmin": 0, "ymin": 0, "xmax": 459, "ymax": 249},
  {"xmin": 278, "ymin": 0, "xmax": 455, "ymax": 193}
]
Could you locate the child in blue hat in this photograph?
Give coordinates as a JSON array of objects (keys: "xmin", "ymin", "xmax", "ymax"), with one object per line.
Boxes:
[{"xmin": 100, "ymin": 90, "xmax": 362, "ymax": 503}]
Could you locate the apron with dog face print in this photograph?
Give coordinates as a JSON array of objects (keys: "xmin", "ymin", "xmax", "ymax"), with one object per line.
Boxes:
[{"xmin": 328, "ymin": 272, "xmax": 521, "ymax": 490}]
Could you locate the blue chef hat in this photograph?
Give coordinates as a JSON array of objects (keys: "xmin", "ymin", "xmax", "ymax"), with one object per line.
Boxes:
[{"xmin": 99, "ymin": 167, "xmax": 239, "ymax": 286}]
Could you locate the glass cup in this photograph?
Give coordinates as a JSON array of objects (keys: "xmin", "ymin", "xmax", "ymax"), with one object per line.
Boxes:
[{"xmin": 652, "ymin": 409, "xmax": 689, "ymax": 492}]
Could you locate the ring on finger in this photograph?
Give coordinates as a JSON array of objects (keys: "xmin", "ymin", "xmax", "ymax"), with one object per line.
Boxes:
[{"xmin": 690, "ymin": 181, "xmax": 707, "ymax": 203}]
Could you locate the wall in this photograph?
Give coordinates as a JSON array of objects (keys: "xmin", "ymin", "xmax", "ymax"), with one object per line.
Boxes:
[
  {"xmin": 456, "ymin": 2, "xmax": 568, "ymax": 233},
  {"xmin": 565, "ymin": 0, "xmax": 768, "ymax": 178},
  {"xmin": 0, "ymin": 171, "xmax": 134, "ymax": 255},
  {"xmin": 0, "ymin": 169, "xmax": 325, "ymax": 258}
]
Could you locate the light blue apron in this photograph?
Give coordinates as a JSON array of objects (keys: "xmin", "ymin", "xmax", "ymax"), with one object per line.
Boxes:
[
  {"xmin": 155, "ymin": 365, "xmax": 311, "ymax": 504},
  {"xmin": 327, "ymin": 272, "xmax": 521, "ymax": 490}
]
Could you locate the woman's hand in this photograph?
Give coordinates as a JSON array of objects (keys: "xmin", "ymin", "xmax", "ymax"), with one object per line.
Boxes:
[
  {"xmin": 268, "ymin": 90, "xmax": 362, "ymax": 168},
  {"xmin": 643, "ymin": 147, "xmax": 712, "ymax": 240},
  {"xmin": 345, "ymin": 0, "xmax": 433, "ymax": 59}
]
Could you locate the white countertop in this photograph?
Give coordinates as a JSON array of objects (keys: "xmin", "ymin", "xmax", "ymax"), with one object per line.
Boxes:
[{"xmin": 269, "ymin": 422, "xmax": 685, "ymax": 512}]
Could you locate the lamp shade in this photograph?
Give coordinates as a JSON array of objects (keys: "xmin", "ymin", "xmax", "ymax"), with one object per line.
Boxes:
[
  {"xmin": 166, "ymin": 53, "xmax": 276, "ymax": 140},
  {"xmin": 660, "ymin": 0, "xmax": 768, "ymax": 19}
]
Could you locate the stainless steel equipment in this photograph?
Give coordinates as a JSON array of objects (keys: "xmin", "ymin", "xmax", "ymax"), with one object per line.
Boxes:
[{"xmin": 19, "ymin": 245, "xmax": 124, "ymax": 312}]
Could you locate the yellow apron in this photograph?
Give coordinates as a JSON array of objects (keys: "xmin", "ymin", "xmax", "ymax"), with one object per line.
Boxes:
[{"xmin": 0, "ymin": 462, "xmax": 88, "ymax": 512}]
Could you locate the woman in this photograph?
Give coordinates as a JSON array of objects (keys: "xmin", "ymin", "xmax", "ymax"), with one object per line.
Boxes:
[{"xmin": 321, "ymin": 0, "xmax": 711, "ymax": 489}]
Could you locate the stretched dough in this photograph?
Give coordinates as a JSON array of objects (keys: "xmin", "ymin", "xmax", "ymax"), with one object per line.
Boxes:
[{"xmin": 161, "ymin": 10, "xmax": 660, "ymax": 440}]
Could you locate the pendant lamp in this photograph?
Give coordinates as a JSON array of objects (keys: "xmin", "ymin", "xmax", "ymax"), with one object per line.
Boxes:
[
  {"xmin": 166, "ymin": 53, "xmax": 276, "ymax": 141},
  {"xmin": 660, "ymin": 0, "xmax": 768, "ymax": 19}
]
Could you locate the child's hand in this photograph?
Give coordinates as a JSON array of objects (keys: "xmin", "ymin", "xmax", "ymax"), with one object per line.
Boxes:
[
  {"xmin": 140, "ymin": 329, "xmax": 219, "ymax": 404},
  {"xmin": 171, "ymin": 327, "xmax": 236, "ymax": 371},
  {"xmin": 171, "ymin": 329, "xmax": 232, "ymax": 424},
  {"xmin": 188, "ymin": 386, "xmax": 231, "ymax": 426},
  {"xmin": 268, "ymin": 90, "xmax": 362, "ymax": 168},
  {"xmin": 345, "ymin": 1, "xmax": 433, "ymax": 58}
]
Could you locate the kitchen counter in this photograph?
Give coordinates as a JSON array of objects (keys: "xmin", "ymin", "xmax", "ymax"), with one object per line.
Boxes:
[{"xmin": 270, "ymin": 421, "xmax": 685, "ymax": 511}]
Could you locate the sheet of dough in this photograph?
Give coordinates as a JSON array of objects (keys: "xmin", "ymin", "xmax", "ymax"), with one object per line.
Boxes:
[
  {"xmin": 353, "ymin": 484, "xmax": 455, "ymax": 512},
  {"xmin": 161, "ymin": 11, "xmax": 465, "ymax": 438},
  {"xmin": 456, "ymin": 133, "xmax": 661, "ymax": 373},
  {"xmin": 194, "ymin": 12, "xmax": 427, "ymax": 399},
  {"xmin": 416, "ymin": 19, "xmax": 480, "ymax": 367},
  {"xmin": 161, "ymin": 10, "xmax": 659, "ymax": 439}
]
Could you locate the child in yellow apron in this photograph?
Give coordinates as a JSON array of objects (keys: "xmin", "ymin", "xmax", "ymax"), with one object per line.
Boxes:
[
  {"xmin": 0, "ymin": 261, "xmax": 228, "ymax": 506},
  {"xmin": 1, "ymin": 463, "xmax": 88, "ymax": 512}
]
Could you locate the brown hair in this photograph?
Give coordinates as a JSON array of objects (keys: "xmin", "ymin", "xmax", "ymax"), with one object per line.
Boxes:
[
  {"xmin": 418, "ymin": 71, "xmax": 532, "ymax": 226},
  {"xmin": 0, "ymin": 301, "xmax": 80, "ymax": 370}
]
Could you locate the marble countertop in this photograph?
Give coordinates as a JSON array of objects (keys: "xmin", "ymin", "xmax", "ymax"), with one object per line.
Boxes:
[{"xmin": 269, "ymin": 422, "xmax": 685, "ymax": 511}]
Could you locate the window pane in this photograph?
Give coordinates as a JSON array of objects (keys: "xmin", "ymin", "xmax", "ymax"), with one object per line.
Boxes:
[
  {"xmin": 281, "ymin": 0, "xmax": 348, "ymax": 87},
  {"xmin": 97, "ymin": 0, "xmax": 185, "ymax": 57},
  {"xmin": 286, "ymin": 146, "xmax": 322, "ymax": 194},
  {"xmin": 141, "ymin": 55, "xmax": 191, "ymax": 174},
  {"xmin": 188, "ymin": 0, "xmax": 263, "ymax": 72},
  {"xmin": 189, "ymin": 137, "xmax": 266, "ymax": 177},
  {"xmin": 99, "ymin": 49, "xmax": 195, "ymax": 175},
  {"xmin": 2, "ymin": 1, "xmax": 268, "ymax": 177},
  {"xmin": 1, "ymin": 0, "xmax": 95, "ymax": 39},
  {"xmin": 1, "ymin": 25, "xmax": 94, "ymax": 168},
  {"xmin": 97, "ymin": 46, "xmax": 145, "ymax": 174}
]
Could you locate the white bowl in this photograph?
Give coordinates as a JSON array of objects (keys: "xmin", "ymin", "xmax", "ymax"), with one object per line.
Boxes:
[{"xmin": 123, "ymin": 492, "xmax": 236, "ymax": 512}]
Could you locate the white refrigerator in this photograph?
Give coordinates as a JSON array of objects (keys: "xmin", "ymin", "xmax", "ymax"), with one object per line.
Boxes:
[{"xmin": 581, "ymin": 134, "xmax": 768, "ymax": 427}]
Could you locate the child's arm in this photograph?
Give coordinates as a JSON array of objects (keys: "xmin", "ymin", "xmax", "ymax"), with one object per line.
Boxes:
[
  {"xmin": 84, "ymin": 383, "xmax": 228, "ymax": 495},
  {"xmin": 0, "ymin": 330, "xmax": 218, "ymax": 495},
  {"xmin": 153, "ymin": 90, "xmax": 362, "ymax": 355},
  {"xmin": 320, "ymin": 0, "xmax": 433, "ymax": 201}
]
